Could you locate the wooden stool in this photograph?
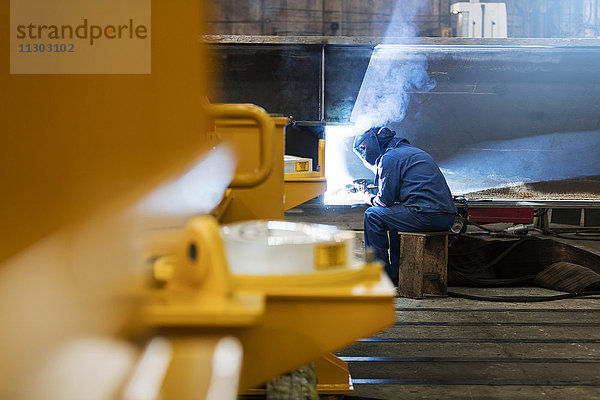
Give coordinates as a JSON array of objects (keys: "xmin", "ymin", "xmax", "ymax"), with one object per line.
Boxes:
[{"xmin": 396, "ymin": 232, "xmax": 448, "ymax": 299}]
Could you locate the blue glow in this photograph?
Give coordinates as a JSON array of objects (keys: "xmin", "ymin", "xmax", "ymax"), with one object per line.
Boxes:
[{"xmin": 439, "ymin": 130, "xmax": 600, "ymax": 195}]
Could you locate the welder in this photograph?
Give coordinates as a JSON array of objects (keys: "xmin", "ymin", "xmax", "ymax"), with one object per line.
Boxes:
[{"xmin": 353, "ymin": 126, "xmax": 457, "ymax": 286}]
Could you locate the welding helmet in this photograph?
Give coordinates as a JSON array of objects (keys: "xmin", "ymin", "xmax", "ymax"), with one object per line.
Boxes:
[{"xmin": 353, "ymin": 127, "xmax": 396, "ymax": 169}]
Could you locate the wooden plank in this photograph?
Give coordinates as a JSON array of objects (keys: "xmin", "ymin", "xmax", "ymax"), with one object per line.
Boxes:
[
  {"xmin": 397, "ymin": 232, "xmax": 449, "ymax": 298},
  {"xmin": 395, "ymin": 308, "xmax": 600, "ymax": 312},
  {"xmin": 346, "ymin": 361, "xmax": 600, "ymax": 384},
  {"xmin": 422, "ymin": 234, "xmax": 447, "ymax": 295},
  {"xmin": 395, "ymin": 287, "xmax": 600, "ymax": 310},
  {"xmin": 369, "ymin": 325, "xmax": 600, "ymax": 340},
  {"xmin": 338, "ymin": 341, "xmax": 600, "ymax": 359},
  {"xmin": 393, "ymin": 310, "xmax": 600, "ymax": 323},
  {"xmin": 398, "ymin": 234, "xmax": 425, "ymax": 299},
  {"xmin": 354, "ymin": 384, "xmax": 600, "ymax": 400}
]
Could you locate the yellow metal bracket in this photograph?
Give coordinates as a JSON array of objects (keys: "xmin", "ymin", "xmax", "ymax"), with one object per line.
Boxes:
[
  {"xmin": 211, "ymin": 188, "xmax": 234, "ymax": 222},
  {"xmin": 205, "ymin": 104, "xmax": 276, "ymax": 188},
  {"xmin": 139, "ymin": 215, "xmax": 395, "ymax": 393},
  {"xmin": 284, "ymin": 139, "xmax": 327, "ymax": 210},
  {"xmin": 141, "ymin": 216, "xmax": 264, "ymax": 327}
]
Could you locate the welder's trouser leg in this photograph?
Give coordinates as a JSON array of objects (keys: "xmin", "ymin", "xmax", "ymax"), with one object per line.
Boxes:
[{"xmin": 364, "ymin": 205, "xmax": 455, "ymax": 285}]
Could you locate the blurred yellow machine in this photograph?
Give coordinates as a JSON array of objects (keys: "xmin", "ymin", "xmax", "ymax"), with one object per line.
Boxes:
[
  {"xmin": 0, "ymin": 2, "xmax": 395, "ymax": 399},
  {"xmin": 284, "ymin": 138, "xmax": 327, "ymax": 211},
  {"xmin": 209, "ymin": 107, "xmax": 390, "ymax": 396},
  {"xmin": 211, "ymin": 108, "xmax": 327, "ymax": 221},
  {"xmin": 213, "ymin": 109, "xmax": 287, "ymax": 223}
]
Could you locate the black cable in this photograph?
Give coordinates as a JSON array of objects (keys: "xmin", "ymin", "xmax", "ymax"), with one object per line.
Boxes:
[
  {"xmin": 465, "ymin": 236, "xmax": 529, "ymax": 272},
  {"xmin": 446, "ymin": 290, "xmax": 600, "ymax": 303},
  {"xmin": 467, "ymin": 222, "xmax": 528, "ymax": 236},
  {"xmin": 468, "ymin": 220, "xmax": 502, "ymax": 233},
  {"xmin": 538, "ymin": 228, "xmax": 600, "ymax": 242},
  {"xmin": 448, "ymin": 237, "xmax": 539, "ymax": 286},
  {"xmin": 448, "ymin": 235, "xmax": 540, "ymax": 257},
  {"xmin": 451, "ymin": 270, "xmax": 537, "ymax": 287},
  {"xmin": 468, "ymin": 219, "xmax": 600, "ymax": 241},
  {"xmin": 467, "ymin": 221, "xmax": 529, "ymax": 237}
]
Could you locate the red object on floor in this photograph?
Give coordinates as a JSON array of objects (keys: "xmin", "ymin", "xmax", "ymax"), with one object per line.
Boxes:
[{"xmin": 468, "ymin": 208, "xmax": 534, "ymax": 223}]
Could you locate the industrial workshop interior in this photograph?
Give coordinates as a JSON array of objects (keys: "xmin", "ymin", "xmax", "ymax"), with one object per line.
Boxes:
[{"xmin": 3, "ymin": 0, "xmax": 600, "ymax": 399}]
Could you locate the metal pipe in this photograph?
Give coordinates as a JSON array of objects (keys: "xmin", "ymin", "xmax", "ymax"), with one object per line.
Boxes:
[
  {"xmin": 481, "ymin": 3, "xmax": 485, "ymax": 37},
  {"xmin": 320, "ymin": 44, "xmax": 326, "ymax": 122}
]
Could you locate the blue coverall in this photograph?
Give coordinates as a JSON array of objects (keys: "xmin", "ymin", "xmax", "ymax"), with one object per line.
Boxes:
[{"xmin": 364, "ymin": 137, "xmax": 456, "ymax": 285}]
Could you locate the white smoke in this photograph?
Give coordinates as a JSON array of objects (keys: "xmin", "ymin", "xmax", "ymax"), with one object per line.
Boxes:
[
  {"xmin": 350, "ymin": 48, "xmax": 436, "ymax": 131},
  {"xmin": 350, "ymin": 0, "xmax": 436, "ymax": 130},
  {"xmin": 383, "ymin": 0, "xmax": 423, "ymax": 40}
]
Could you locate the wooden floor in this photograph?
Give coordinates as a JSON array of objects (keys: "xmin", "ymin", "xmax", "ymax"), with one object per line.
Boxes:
[
  {"xmin": 339, "ymin": 288, "xmax": 600, "ymax": 399},
  {"xmin": 285, "ymin": 203, "xmax": 600, "ymax": 400}
]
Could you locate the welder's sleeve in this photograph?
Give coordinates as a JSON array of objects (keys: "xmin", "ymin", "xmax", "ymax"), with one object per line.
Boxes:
[{"xmin": 371, "ymin": 156, "xmax": 401, "ymax": 207}]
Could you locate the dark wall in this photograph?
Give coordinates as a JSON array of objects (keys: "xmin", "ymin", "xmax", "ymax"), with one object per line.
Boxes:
[
  {"xmin": 212, "ymin": 43, "xmax": 600, "ymax": 145},
  {"xmin": 210, "ymin": 45, "xmax": 322, "ymax": 121},
  {"xmin": 211, "ymin": 42, "xmax": 600, "ymax": 193}
]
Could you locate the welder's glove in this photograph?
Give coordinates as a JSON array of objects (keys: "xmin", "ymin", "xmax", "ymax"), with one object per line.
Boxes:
[{"xmin": 360, "ymin": 191, "xmax": 374, "ymax": 206}]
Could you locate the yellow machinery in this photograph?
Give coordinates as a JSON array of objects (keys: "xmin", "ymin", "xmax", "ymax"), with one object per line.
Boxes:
[
  {"xmin": 209, "ymin": 108, "xmax": 392, "ymax": 395},
  {"xmin": 0, "ymin": 1, "xmax": 395, "ymax": 398},
  {"xmin": 213, "ymin": 110, "xmax": 287, "ymax": 223},
  {"xmin": 1, "ymin": 1, "xmax": 214, "ymax": 397},
  {"xmin": 284, "ymin": 139, "xmax": 328, "ymax": 211},
  {"xmin": 212, "ymin": 112, "xmax": 328, "ymax": 220},
  {"xmin": 142, "ymin": 214, "xmax": 395, "ymax": 394}
]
